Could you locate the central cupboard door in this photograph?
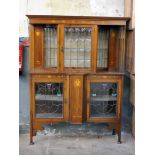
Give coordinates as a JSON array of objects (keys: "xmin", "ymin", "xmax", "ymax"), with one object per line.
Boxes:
[
  {"xmin": 59, "ymin": 25, "xmax": 97, "ymax": 72},
  {"xmin": 69, "ymin": 75, "xmax": 84, "ymax": 123}
]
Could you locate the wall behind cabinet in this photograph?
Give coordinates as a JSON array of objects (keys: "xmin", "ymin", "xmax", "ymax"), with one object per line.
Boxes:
[{"xmin": 19, "ymin": 0, "xmax": 124, "ymax": 37}]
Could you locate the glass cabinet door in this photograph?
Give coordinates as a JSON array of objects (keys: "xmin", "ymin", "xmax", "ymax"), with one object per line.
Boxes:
[
  {"xmin": 35, "ymin": 82, "xmax": 64, "ymax": 118},
  {"xmin": 44, "ymin": 25, "xmax": 58, "ymax": 68},
  {"xmin": 87, "ymin": 81, "xmax": 119, "ymax": 120},
  {"xmin": 64, "ymin": 26, "xmax": 92, "ymax": 69},
  {"xmin": 86, "ymin": 77, "xmax": 122, "ymax": 121}
]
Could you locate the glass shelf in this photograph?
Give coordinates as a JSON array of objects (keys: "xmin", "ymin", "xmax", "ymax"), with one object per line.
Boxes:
[
  {"xmin": 36, "ymin": 113, "xmax": 63, "ymax": 118},
  {"xmin": 90, "ymin": 113, "xmax": 116, "ymax": 118},
  {"xmin": 35, "ymin": 94, "xmax": 63, "ymax": 101},
  {"xmin": 91, "ymin": 95, "xmax": 117, "ymax": 102}
]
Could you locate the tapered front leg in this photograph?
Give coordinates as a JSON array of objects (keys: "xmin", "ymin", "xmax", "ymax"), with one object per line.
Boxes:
[
  {"xmin": 117, "ymin": 129, "xmax": 121, "ymax": 144},
  {"xmin": 112, "ymin": 129, "xmax": 116, "ymax": 135},
  {"xmin": 30, "ymin": 124, "xmax": 34, "ymax": 145}
]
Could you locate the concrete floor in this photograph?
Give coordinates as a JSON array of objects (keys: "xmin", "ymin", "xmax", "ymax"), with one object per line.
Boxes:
[{"xmin": 19, "ymin": 132, "xmax": 134, "ymax": 155}]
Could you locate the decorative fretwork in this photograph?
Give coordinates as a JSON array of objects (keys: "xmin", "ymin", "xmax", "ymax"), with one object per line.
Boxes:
[
  {"xmin": 64, "ymin": 27, "xmax": 92, "ymax": 68},
  {"xmin": 90, "ymin": 83, "xmax": 117, "ymax": 118},
  {"xmin": 35, "ymin": 82, "xmax": 63, "ymax": 118}
]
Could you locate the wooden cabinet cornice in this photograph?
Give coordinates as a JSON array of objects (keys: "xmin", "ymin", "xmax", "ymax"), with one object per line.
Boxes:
[{"xmin": 27, "ymin": 15, "xmax": 129, "ymax": 25}]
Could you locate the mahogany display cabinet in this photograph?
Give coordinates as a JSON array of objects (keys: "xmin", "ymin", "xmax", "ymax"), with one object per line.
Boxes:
[{"xmin": 27, "ymin": 15, "xmax": 129, "ymax": 144}]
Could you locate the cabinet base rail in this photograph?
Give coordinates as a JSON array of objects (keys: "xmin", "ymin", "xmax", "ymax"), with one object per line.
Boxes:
[{"xmin": 29, "ymin": 122, "xmax": 122, "ymax": 144}]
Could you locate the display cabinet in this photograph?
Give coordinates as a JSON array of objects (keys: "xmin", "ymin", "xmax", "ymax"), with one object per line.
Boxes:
[{"xmin": 27, "ymin": 15, "xmax": 129, "ymax": 144}]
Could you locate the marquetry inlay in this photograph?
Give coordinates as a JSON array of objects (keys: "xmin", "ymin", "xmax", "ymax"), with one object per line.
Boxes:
[{"xmin": 74, "ymin": 79, "xmax": 81, "ymax": 87}]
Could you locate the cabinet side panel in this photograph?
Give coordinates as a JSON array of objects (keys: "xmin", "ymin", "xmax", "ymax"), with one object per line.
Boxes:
[
  {"xmin": 118, "ymin": 27, "xmax": 126, "ymax": 72},
  {"xmin": 70, "ymin": 75, "xmax": 83, "ymax": 123},
  {"xmin": 125, "ymin": 30, "xmax": 135, "ymax": 74},
  {"xmin": 29, "ymin": 24, "xmax": 35, "ymax": 70},
  {"xmin": 108, "ymin": 28, "xmax": 119, "ymax": 71}
]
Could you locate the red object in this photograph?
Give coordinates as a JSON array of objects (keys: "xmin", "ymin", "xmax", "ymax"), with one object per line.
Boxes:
[
  {"xmin": 19, "ymin": 44, "xmax": 23, "ymax": 72},
  {"xmin": 23, "ymin": 39, "xmax": 29, "ymax": 47}
]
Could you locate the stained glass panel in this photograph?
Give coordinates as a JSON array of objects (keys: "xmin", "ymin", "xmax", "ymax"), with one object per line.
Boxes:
[
  {"xmin": 97, "ymin": 27, "xmax": 109, "ymax": 68},
  {"xmin": 35, "ymin": 82, "xmax": 63, "ymax": 118},
  {"xmin": 90, "ymin": 83, "xmax": 117, "ymax": 118},
  {"xmin": 64, "ymin": 27, "xmax": 91, "ymax": 68},
  {"xmin": 44, "ymin": 25, "xmax": 57, "ymax": 68}
]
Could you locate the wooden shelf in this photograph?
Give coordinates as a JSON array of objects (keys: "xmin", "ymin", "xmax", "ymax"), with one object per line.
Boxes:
[{"xmin": 35, "ymin": 94, "xmax": 63, "ymax": 101}]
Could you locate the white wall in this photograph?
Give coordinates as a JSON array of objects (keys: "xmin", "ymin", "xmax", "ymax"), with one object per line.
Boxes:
[
  {"xmin": 27, "ymin": 0, "xmax": 124, "ymax": 16},
  {"xmin": 19, "ymin": 0, "xmax": 124, "ymax": 37}
]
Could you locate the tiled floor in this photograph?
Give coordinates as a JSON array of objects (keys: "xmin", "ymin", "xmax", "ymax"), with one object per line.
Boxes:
[{"xmin": 19, "ymin": 132, "xmax": 135, "ymax": 155}]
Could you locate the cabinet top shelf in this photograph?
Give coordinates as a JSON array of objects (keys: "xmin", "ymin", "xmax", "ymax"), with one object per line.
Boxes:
[{"xmin": 26, "ymin": 15, "xmax": 129, "ymax": 25}]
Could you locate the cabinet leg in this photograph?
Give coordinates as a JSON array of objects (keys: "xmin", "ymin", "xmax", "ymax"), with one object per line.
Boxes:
[
  {"xmin": 30, "ymin": 140, "xmax": 34, "ymax": 145},
  {"xmin": 29, "ymin": 121, "xmax": 34, "ymax": 145},
  {"xmin": 30, "ymin": 130, "xmax": 34, "ymax": 145},
  {"xmin": 112, "ymin": 129, "xmax": 116, "ymax": 135},
  {"xmin": 117, "ymin": 130, "xmax": 121, "ymax": 144}
]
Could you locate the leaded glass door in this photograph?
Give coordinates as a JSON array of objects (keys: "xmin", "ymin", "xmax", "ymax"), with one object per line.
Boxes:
[
  {"xmin": 62, "ymin": 25, "xmax": 94, "ymax": 71},
  {"xmin": 33, "ymin": 78, "xmax": 68, "ymax": 120},
  {"xmin": 90, "ymin": 82, "xmax": 117, "ymax": 118},
  {"xmin": 86, "ymin": 77, "xmax": 122, "ymax": 122}
]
